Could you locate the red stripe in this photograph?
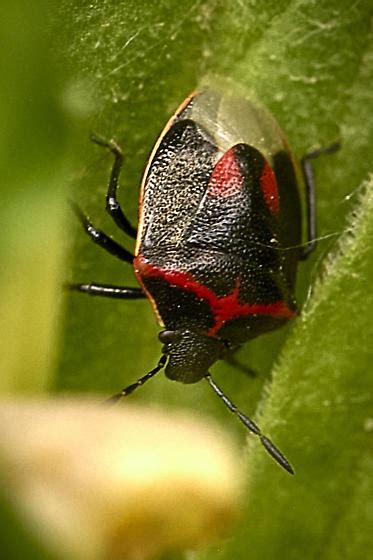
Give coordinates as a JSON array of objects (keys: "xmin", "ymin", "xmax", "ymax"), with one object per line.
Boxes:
[
  {"xmin": 207, "ymin": 148, "xmax": 244, "ymax": 199},
  {"xmin": 260, "ymin": 160, "xmax": 280, "ymax": 214},
  {"xmin": 134, "ymin": 256, "xmax": 295, "ymax": 336}
]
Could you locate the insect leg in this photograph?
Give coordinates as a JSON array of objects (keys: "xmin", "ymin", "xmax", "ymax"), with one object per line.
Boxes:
[
  {"xmin": 225, "ymin": 349, "xmax": 257, "ymax": 377},
  {"xmin": 107, "ymin": 355, "xmax": 167, "ymax": 404},
  {"xmin": 72, "ymin": 202, "xmax": 134, "ymax": 263},
  {"xmin": 205, "ymin": 373, "xmax": 294, "ymax": 474},
  {"xmin": 68, "ymin": 283, "xmax": 146, "ymax": 299},
  {"xmin": 300, "ymin": 142, "xmax": 340, "ymax": 259},
  {"xmin": 91, "ymin": 134, "xmax": 138, "ymax": 240}
]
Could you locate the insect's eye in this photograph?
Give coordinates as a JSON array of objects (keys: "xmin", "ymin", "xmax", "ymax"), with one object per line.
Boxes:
[{"xmin": 158, "ymin": 330, "xmax": 179, "ymax": 344}]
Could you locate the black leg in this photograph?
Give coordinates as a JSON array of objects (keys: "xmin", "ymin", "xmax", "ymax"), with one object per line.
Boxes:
[
  {"xmin": 91, "ymin": 134, "xmax": 138, "ymax": 240},
  {"xmin": 225, "ymin": 349, "xmax": 257, "ymax": 377},
  {"xmin": 72, "ymin": 202, "xmax": 134, "ymax": 264},
  {"xmin": 205, "ymin": 373, "xmax": 294, "ymax": 474},
  {"xmin": 68, "ymin": 282, "xmax": 146, "ymax": 299},
  {"xmin": 300, "ymin": 142, "xmax": 340, "ymax": 260},
  {"xmin": 106, "ymin": 355, "xmax": 167, "ymax": 404}
]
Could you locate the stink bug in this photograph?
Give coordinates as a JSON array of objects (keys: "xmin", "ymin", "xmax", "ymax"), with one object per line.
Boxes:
[{"xmin": 71, "ymin": 88, "xmax": 339, "ymax": 474}]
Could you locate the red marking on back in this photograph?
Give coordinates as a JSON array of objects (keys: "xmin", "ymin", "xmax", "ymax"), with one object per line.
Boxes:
[
  {"xmin": 134, "ymin": 256, "xmax": 296, "ymax": 336},
  {"xmin": 260, "ymin": 160, "xmax": 280, "ymax": 213},
  {"xmin": 208, "ymin": 147, "xmax": 244, "ymax": 198}
]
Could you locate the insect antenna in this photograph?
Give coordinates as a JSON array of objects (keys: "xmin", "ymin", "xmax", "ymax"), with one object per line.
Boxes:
[
  {"xmin": 107, "ymin": 355, "xmax": 167, "ymax": 404},
  {"xmin": 205, "ymin": 373, "xmax": 294, "ymax": 474}
]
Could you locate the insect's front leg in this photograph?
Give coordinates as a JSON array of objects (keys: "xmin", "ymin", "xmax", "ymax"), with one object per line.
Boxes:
[
  {"xmin": 225, "ymin": 347, "xmax": 257, "ymax": 377},
  {"xmin": 68, "ymin": 282, "xmax": 146, "ymax": 299}
]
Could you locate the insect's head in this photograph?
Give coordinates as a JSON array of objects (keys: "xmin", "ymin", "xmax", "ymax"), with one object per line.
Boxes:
[{"xmin": 158, "ymin": 329, "xmax": 225, "ymax": 384}]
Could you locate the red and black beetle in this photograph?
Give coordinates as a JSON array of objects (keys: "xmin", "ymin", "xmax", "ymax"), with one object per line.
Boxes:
[{"xmin": 71, "ymin": 88, "xmax": 339, "ymax": 474}]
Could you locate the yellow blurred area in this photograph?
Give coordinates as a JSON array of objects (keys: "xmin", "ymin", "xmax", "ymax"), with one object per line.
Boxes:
[{"xmin": 0, "ymin": 398, "xmax": 242, "ymax": 560}]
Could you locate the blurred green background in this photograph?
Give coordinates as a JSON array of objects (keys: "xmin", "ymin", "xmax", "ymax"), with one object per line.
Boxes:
[{"xmin": 0, "ymin": 0, "xmax": 372, "ymax": 558}]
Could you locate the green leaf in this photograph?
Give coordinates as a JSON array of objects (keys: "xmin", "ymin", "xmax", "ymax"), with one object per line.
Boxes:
[
  {"xmin": 0, "ymin": 0, "xmax": 82, "ymax": 557},
  {"xmin": 209, "ymin": 179, "xmax": 373, "ymax": 560},
  {"xmin": 58, "ymin": 1, "xmax": 373, "ymax": 558}
]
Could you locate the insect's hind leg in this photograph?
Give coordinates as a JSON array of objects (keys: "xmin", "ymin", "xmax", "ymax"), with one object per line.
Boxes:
[
  {"xmin": 90, "ymin": 134, "xmax": 138, "ymax": 240},
  {"xmin": 300, "ymin": 142, "xmax": 340, "ymax": 260}
]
